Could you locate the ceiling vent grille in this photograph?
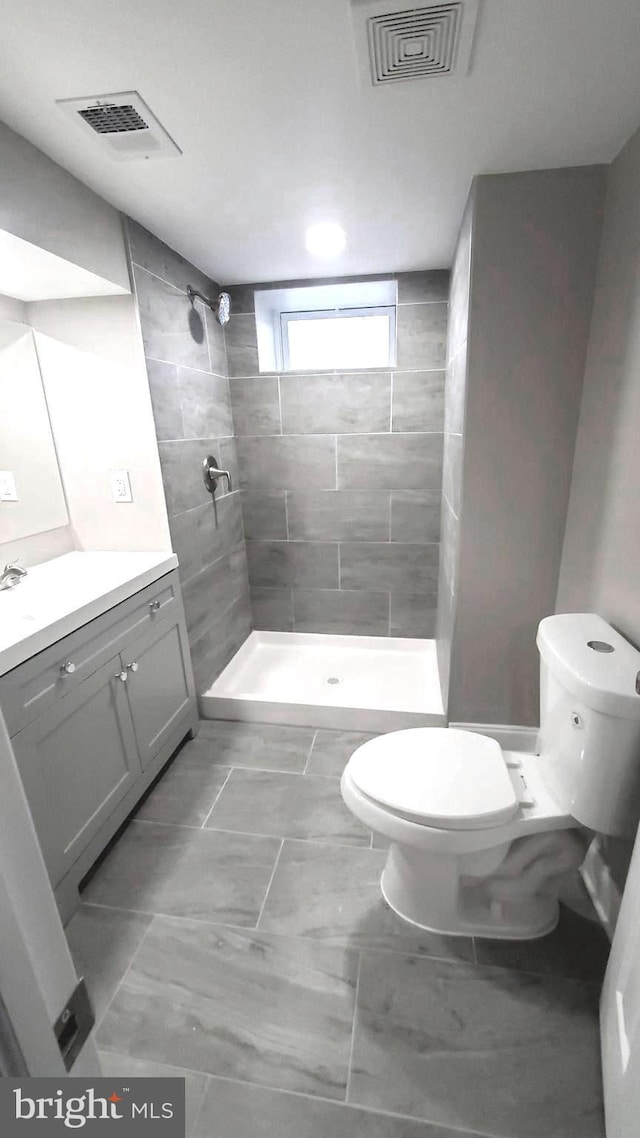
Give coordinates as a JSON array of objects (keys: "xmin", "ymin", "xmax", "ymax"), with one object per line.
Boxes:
[
  {"xmin": 56, "ymin": 91, "xmax": 182, "ymax": 160},
  {"xmin": 351, "ymin": 0, "xmax": 480, "ymax": 86}
]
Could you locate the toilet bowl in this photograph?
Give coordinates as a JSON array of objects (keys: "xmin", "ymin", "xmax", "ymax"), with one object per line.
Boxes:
[
  {"xmin": 341, "ymin": 727, "xmax": 584, "ymax": 939},
  {"xmin": 341, "ymin": 613, "xmax": 640, "ymax": 940}
]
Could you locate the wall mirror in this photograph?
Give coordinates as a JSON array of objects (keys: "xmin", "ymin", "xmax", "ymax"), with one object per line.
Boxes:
[{"xmin": 0, "ymin": 318, "xmax": 69, "ymax": 544}]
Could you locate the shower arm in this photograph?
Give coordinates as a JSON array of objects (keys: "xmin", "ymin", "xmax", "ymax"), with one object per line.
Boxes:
[{"xmin": 187, "ymin": 285, "xmax": 216, "ymax": 313}]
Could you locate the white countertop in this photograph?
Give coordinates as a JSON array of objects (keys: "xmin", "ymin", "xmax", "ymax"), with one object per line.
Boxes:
[{"xmin": 0, "ymin": 551, "xmax": 178, "ymax": 676}]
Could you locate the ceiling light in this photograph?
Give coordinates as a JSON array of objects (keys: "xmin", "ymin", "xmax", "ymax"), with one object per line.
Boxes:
[{"xmin": 305, "ymin": 223, "xmax": 346, "ymax": 258}]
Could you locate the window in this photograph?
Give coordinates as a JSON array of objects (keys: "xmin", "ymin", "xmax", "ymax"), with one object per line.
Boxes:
[
  {"xmin": 281, "ymin": 306, "xmax": 395, "ymax": 371},
  {"xmin": 254, "ymin": 280, "xmax": 397, "ymax": 372}
]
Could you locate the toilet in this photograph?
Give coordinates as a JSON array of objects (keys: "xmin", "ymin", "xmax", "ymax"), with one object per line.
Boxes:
[{"xmin": 341, "ymin": 613, "xmax": 640, "ymax": 939}]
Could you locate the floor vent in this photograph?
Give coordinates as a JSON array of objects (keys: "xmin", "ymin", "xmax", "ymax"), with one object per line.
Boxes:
[
  {"xmin": 56, "ymin": 91, "xmax": 182, "ymax": 160},
  {"xmin": 352, "ymin": 0, "xmax": 480, "ymax": 86}
]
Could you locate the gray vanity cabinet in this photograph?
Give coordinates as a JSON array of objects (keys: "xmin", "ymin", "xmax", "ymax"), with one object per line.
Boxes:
[
  {"xmin": 0, "ymin": 569, "xmax": 199, "ymax": 920},
  {"xmin": 11, "ymin": 657, "xmax": 142, "ymax": 888},
  {"xmin": 123, "ymin": 617, "xmax": 193, "ymax": 770}
]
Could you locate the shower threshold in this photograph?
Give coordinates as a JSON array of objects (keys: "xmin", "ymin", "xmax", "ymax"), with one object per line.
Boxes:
[{"xmin": 199, "ymin": 631, "xmax": 446, "ymax": 732}]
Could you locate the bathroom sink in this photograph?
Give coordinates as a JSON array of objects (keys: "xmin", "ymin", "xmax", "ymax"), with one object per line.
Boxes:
[{"xmin": 0, "ymin": 550, "xmax": 178, "ymax": 677}]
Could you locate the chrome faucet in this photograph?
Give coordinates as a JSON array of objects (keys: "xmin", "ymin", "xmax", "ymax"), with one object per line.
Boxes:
[{"xmin": 0, "ymin": 562, "xmax": 28, "ymax": 590}]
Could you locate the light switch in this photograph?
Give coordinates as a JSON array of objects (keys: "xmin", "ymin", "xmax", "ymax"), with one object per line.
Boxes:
[
  {"xmin": 0, "ymin": 471, "xmax": 18, "ymax": 501},
  {"xmin": 109, "ymin": 469, "xmax": 133, "ymax": 503}
]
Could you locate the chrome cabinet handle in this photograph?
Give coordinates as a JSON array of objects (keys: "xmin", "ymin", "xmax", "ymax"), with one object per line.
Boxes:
[
  {"xmin": 60, "ymin": 661, "xmax": 76, "ymax": 675},
  {"xmin": 149, "ymin": 599, "xmax": 161, "ymax": 612},
  {"xmin": 115, "ymin": 671, "xmax": 128, "ymax": 682},
  {"xmin": 127, "ymin": 662, "xmax": 139, "ymax": 673}
]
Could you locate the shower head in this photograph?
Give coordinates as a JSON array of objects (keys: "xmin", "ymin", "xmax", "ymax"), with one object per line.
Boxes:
[{"xmin": 187, "ymin": 285, "xmax": 231, "ymax": 325}]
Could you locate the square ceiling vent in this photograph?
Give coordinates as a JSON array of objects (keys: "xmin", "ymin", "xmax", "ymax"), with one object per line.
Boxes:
[
  {"xmin": 56, "ymin": 91, "xmax": 181, "ymax": 160},
  {"xmin": 351, "ymin": 0, "xmax": 480, "ymax": 86}
]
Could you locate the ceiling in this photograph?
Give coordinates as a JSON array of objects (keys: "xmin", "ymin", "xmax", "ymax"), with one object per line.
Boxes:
[{"xmin": 0, "ymin": 0, "xmax": 639, "ymax": 284}]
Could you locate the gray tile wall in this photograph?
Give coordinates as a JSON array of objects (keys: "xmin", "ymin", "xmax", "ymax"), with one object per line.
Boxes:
[
  {"xmin": 126, "ymin": 220, "xmax": 251, "ymax": 689},
  {"xmin": 222, "ymin": 271, "xmax": 448, "ymax": 637}
]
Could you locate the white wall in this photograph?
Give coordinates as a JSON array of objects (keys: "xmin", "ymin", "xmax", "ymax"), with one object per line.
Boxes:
[
  {"xmin": 556, "ymin": 124, "xmax": 640, "ymax": 893},
  {"xmin": 0, "ymin": 121, "xmax": 129, "ymax": 293},
  {"xmin": 29, "ymin": 295, "xmax": 171, "ymax": 553},
  {"xmin": 447, "ymin": 167, "xmax": 605, "ymax": 726},
  {"xmin": 557, "ymin": 125, "xmax": 640, "ymax": 641}
]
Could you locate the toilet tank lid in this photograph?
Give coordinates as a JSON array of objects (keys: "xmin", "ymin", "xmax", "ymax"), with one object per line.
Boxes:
[{"xmin": 537, "ymin": 613, "xmax": 640, "ymax": 718}]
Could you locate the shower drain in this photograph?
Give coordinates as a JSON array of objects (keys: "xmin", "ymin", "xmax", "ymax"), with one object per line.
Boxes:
[{"xmin": 327, "ymin": 676, "xmax": 341, "ymax": 685}]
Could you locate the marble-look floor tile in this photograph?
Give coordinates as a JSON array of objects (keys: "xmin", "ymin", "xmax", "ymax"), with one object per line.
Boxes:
[
  {"xmin": 349, "ymin": 954, "xmax": 604, "ymax": 1138},
  {"xmin": 259, "ymin": 841, "xmax": 474, "ymax": 961},
  {"xmin": 196, "ymin": 720, "xmax": 316, "ymax": 772},
  {"xmin": 193, "ymin": 1075, "xmax": 475, "ymax": 1138},
  {"xmin": 206, "ymin": 770, "xmax": 370, "ymax": 845},
  {"xmin": 474, "ymin": 904, "xmax": 611, "ymax": 983},
  {"xmin": 82, "ymin": 821, "xmax": 280, "ymax": 926},
  {"xmin": 98, "ymin": 917, "xmax": 357, "ymax": 1099},
  {"xmin": 98, "ymin": 1051, "xmax": 208, "ymax": 1137},
  {"xmin": 133, "ymin": 746, "xmax": 232, "ymax": 827},
  {"xmin": 305, "ymin": 729, "xmax": 378, "ymax": 777},
  {"xmin": 65, "ymin": 904, "xmax": 152, "ymax": 1021}
]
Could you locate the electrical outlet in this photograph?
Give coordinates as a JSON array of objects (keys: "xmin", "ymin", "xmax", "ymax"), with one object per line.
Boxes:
[
  {"xmin": 109, "ymin": 469, "xmax": 133, "ymax": 503},
  {"xmin": 0, "ymin": 470, "xmax": 18, "ymax": 501}
]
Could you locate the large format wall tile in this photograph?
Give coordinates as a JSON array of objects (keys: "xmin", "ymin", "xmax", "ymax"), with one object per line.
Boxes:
[
  {"xmin": 225, "ymin": 313, "xmax": 260, "ymax": 377},
  {"xmin": 390, "ymin": 593, "xmax": 438, "ymax": 638},
  {"xmin": 293, "ymin": 589, "xmax": 389, "ymax": 636},
  {"xmin": 246, "ymin": 540, "xmax": 339, "ymax": 589},
  {"xmin": 180, "ymin": 368, "xmax": 233, "ymax": 439},
  {"xmin": 250, "ymin": 586, "xmax": 294, "ymax": 631},
  {"xmin": 395, "ymin": 303, "xmax": 447, "ymax": 370},
  {"xmin": 340, "ymin": 542, "xmax": 439, "ymax": 595},
  {"xmin": 237, "ymin": 435, "xmax": 337, "ymax": 490},
  {"xmin": 230, "ymin": 376, "xmax": 282, "ymax": 436},
  {"xmin": 222, "ymin": 267, "xmax": 449, "ymax": 636},
  {"xmin": 241, "ymin": 491, "xmax": 287, "ymax": 539},
  {"xmin": 134, "ymin": 266, "xmax": 210, "ymax": 371},
  {"xmin": 397, "ymin": 270, "xmax": 449, "ymax": 303},
  {"xmin": 390, "ymin": 491, "xmax": 441, "ymax": 542},
  {"xmin": 392, "ymin": 371, "xmax": 445, "ymax": 432},
  {"xmin": 146, "ymin": 359, "xmax": 183, "ymax": 441},
  {"xmin": 338, "ymin": 435, "xmax": 443, "ymax": 491},
  {"xmin": 287, "ymin": 490, "xmax": 390, "ymax": 542},
  {"xmin": 280, "ymin": 372, "xmax": 391, "ymax": 434},
  {"xmin": 129, "ymin": 220, "xmax": 252, "ymax": 688}
]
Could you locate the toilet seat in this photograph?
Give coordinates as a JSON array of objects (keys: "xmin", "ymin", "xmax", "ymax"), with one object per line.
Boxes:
[{"xmin": 347, "ymin": 728, "xmax": 519, "ymax": 830}]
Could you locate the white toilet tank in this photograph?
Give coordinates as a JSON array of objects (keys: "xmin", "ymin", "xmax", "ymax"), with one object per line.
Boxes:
[{"xmin": 536, "ymin": 613, "xmax": 640, "ymax": 837}]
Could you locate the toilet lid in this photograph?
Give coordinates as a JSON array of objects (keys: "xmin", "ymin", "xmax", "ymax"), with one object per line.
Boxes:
[{"xmin": 348, "ymin": 729, "xmax": 519, "ymax": 830}]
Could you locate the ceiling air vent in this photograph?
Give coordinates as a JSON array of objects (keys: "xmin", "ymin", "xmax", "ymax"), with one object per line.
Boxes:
[
  {"xmin": 351, "ymin": 0, "xmax": 480, "ymax": 86},
  {"xmin": 56, "ymin": 91, "xmax": 181, "ymax": 160}
]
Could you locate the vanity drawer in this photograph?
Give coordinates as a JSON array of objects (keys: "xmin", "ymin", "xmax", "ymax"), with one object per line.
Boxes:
[{"xmin": 0, "ymin": 570, "xmax": 181, "ymax": 736}]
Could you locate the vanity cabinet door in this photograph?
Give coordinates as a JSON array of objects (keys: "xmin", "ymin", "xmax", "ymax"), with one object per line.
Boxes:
[
  {"xmin": 122, "ymin": 618, "xmax": 193, "ymax": 771},
  {"xmin": 11, "ymin": 657, "xmax": 142, "ymax": 887}
]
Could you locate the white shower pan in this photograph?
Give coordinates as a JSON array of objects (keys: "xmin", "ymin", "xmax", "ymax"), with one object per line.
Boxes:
[{"xmin": 199, "ymin": 631, "xmax": 446, "ymax": 732}]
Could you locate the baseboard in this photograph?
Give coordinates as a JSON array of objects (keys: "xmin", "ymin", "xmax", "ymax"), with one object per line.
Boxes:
[
  {"xmin": 580, "ymin": 837, "xmax": 622, "ymax": 941},
  {"xmin": 448, "ymin": 721, "xmax": 539, "ymax": 753}
]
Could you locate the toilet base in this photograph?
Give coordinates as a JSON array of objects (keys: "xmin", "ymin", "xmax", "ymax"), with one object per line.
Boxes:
[{"xmin": 381, "ymin": 842, "xmax": 561, "ymax": 940}]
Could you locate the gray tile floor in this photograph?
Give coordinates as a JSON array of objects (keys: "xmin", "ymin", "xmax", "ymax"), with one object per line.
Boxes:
[{"xmin": 66, "ymin": 721, "xmax": 610, "ymax": 1138}]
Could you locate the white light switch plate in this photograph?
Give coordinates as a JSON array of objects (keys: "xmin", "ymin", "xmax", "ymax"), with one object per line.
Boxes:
[
  {"xmin": 0, "ymin": 471, "xmax": 18, "ymax": 501},
  {"xmin": 109, "ymin": 469, "xmax": 133, "ymax": 503}
]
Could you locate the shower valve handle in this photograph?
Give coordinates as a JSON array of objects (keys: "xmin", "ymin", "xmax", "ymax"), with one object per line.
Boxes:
[{"xmin": 203, "ymin": 455, "xmax": 233, "ymax": 495}]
